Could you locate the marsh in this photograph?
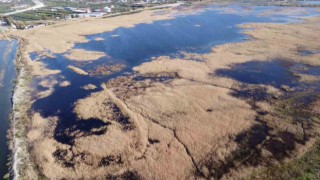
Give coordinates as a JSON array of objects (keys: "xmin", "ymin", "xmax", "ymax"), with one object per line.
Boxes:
[{"xmin": 4, "ymin": 3, "xmax": 320, "ymax": 179}]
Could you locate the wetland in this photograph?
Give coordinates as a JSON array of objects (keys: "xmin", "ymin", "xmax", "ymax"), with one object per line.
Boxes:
[{"xmin": 2, "ymin": 2, "xmax": 320, "ymax": 179}]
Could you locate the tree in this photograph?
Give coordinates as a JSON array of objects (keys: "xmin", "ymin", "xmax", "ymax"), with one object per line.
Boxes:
[
  {"xmin": 3, "ymin": 16, "xmax": 14, "ymax": 26},
  {"xmin": 14, "ymin": 21, "xmax": 26, "ymax": 29}
]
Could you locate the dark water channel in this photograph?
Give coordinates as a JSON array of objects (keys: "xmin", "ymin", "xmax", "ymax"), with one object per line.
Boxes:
[
  {"xmin": 29, "ymin": 5, "xmax": 320, "ymax": 145},
  {"xmin": 0, "ymin": 40, "xmax": 18, "ymax": 179},
  {"xmin": 216, "ymin": 60, "xmax": 320, "ymax": 101}
]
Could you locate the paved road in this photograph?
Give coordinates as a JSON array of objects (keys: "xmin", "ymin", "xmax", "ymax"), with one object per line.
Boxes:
[
  {"xmin": 3, "ymin": 0, "xmax": 45, "ymax": 16},
  {"xmin": 152, "ymin": 2, "xmax": 184, "ymax": 9}
]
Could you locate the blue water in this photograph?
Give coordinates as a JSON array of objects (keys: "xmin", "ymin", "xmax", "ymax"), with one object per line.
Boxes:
[
  {"xmin": 216, "ymin": 60, "xmax": 320, "ymax": 103},
  {"xmin": 298, "ymin": 1, "xmax": 320, "ymax": 5},
  {"xmin": 30, "ymin": 5, "xmax": 320, "ymax": 145},
  {"xmin": 291, "ymin": 63, "xmax": 320, "ymax": 77},
  {"xmin": 216, "ymin": 61, "xmax": 299, "ymax": 88},
  {"xmin": 0, "ymin": 40, "xmax": 18, "ymax": 179}
]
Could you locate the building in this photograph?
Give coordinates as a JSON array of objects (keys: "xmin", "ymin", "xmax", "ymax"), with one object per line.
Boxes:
[
  {"xmin": 78, "ymin": 12, "xmax": 106, "ymax": 18},
  {"xmin": 104, "ymin": 5, "xmax": 114, "ymax": 13}
]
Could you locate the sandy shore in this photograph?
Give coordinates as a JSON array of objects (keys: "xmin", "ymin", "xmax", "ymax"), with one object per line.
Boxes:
[{"xmin": 3, "ymin": 4, "xmax": 320, "ymax": 180}]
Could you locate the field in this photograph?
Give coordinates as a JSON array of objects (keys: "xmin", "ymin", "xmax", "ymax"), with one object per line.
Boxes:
[
  {"xmin": 10, "ymin": 9, "xmax": 71, "ymax": 21},
  {"xmin": 0, "ymin": 0, "xmax": 34, "ymax": 14}
]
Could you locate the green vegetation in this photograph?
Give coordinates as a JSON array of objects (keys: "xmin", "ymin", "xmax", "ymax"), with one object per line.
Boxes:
[
  {"xmin": 0, "ymin": 0, "xmax": 34, "ymax": 14},
  {"xmin": 249, "ymin": 140, "xmax": 320, "ymax": 180},
  {"xmin": 248, "ymin": 93, "xmax": 320, "ymax": 180},
  {"xmin": 0, "ymin": 5, "xmax": 13, "ymax": 14},
  {"xmin": 3, "ymin": 173, "xmax": 9, "ymax": 180},
  {"xmin": 274, "ymin": 92, "xmax": 316, "ymax": 122},
  {"xmin": 10, "ymin": 9, "xmax": 71, "ymax": 21},
  {"xmin": 44, "ymin": 0, "xmax": 108, "ymax": 9}
]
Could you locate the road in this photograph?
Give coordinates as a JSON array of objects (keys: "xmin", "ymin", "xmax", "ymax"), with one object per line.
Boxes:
[
  {"xmin": 3, "ymin": 0, "xmax": 45, "ymax": 16},
  {"xmin": 152, "ymin": 2, "xmax": 184, "ymax": 9}
]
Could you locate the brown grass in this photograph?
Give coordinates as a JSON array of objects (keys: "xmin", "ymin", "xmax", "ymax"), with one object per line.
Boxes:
[
  {"xmin": 95, "ymin": 37, "xmax": 104, "ymax": 41},
  {"xmin": 59, "ymin": 81, "xmax": 71, "ymax": 87},
  {"xmin": 82, "ymin": 84, "xmax": 97, "ymax": 90},
  {"xmin": 296, "ymin": 74, "xmax": 320, "ymax": 82},
  {"xmin": 17, "ymin": 6, "xmax": 320, "ymax": 180},
  {"xmin": 69, "ymin": 82, "xmax": 256, "ymax": 179},
  {"xmin": 135, "ymin": 18, "xmax": 320, "ymax": 91},
  {"xmin": 9, "ymin": 9, "xmax": 177, "ymax": 54},
  {"xmin": 67, "ymin": 65, "xmax": 88, "ymax": 75},
  {"xmin": 33, "ymin": 78, "xmax": 58, "ymax": 99},
  {"xmin": 26, "ymin": 53, "xmax": 61, "ymax": 76},
  {"xmin": 74, "ymin": 90, "xmax": 115, "ymax": 121},
  {"xmin": 64, "ymin": 49, "xmax": 106, "ymax": 61}
]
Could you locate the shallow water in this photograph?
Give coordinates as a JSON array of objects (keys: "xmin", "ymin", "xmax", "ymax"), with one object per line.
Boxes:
[
  {"xmin": 216, "ymin": 61, "xmax": 299, "ymax": 88},
  {"xmin": 298, "ymin": 1, "xmax": 320, "ymax": 5},
  {"xmin": 216, "ymin": 60, "xmax": 320, "ymax": 102},
  {"xmin": 299, "ymin": 49, "xmax": 320, "ymax": 56},
  {"xmin": 30, "ymin": 5, "xmax": 320, "ymax": 145},
  {"xmin": 0, "ymin": 40, "xmax": 18, "ymax": 179}
]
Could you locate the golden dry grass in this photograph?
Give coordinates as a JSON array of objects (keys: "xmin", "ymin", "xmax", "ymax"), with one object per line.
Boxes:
[
  {"xmin": 17, "ymin": 5, "xmax": 320, "ymax": 180},
  {"xmin": 67, "ymin": 65, "xmax": 88, "ymax": 75},
  {"xmin": 33, "ymin": 77, "xmax": 58, "ymax": 99},
  {"xmin": 296, "ymin": 74, "xmax": 320, "ymax": 82},
  {"xmin": 9, "ymin": 9, "xmax": 176, "ymax": 54},
  {"xmin": 27, "ymin": 54, "xmax": 61, "ymax": 76},
  {"xmin": 95, "ymin": 37, "xmax": 104, "ymax": 41},
  {"xmin": 128, "ymin": 84, "xmax": 256, "ymax": 161},
  {"xmin": 59, "ymin": 81, "xmax": 71, "ymax": 87},
  {"xmin": 70, "ymin": 82, "xmax": 256, "ymax": 179},
  {"xmin": 135, "ymin": 18, "xmax": 320, "ymax": 90},
  {"xmin": 82, "ymin": 84, "xmax": 97, "ymax": 90},
  {"xmin": 74, "ymin": 90, "xmax": 115, "ymax": 121},
  {"xmin": 64, "ymin": 49, "xmax": 106, "ymax": 61}
]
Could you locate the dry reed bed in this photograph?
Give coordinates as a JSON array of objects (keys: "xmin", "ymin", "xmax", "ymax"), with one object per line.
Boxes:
[
  {"xmin": 9, "ymin": 6, "xmax": 320, "ymax": 179},
  {"xmin": 64, "ymin": 49, "xmax": 106, "ymax": 61},
  {"xmin": 67, "ymin": 65, "xmax": 88, "ymax": 76}
]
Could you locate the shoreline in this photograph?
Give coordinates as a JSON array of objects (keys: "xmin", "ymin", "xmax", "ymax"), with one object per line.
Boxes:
[
  {"xmin": 0, "ymin": 39, "xmax": 18, "ymax": 179},
  {"xmin": 8, "ymin": 37, "xmax": 38, "ymax": 179},
  {"xmin": 2, "ymin": 3, "xmax": 320, "ymax": 179},
  {"xmin": 8, "ymin": 8, "xmax": 176, "ymax": 54},
  {"xmin": 6, "ymin": 2, "xmax": 220, "ymax": 56}
]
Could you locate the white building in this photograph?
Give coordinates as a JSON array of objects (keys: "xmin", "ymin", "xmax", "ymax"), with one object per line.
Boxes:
[{"xmin": 104, "ymin": 5, "xmax": 114, "ymax": 13}]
